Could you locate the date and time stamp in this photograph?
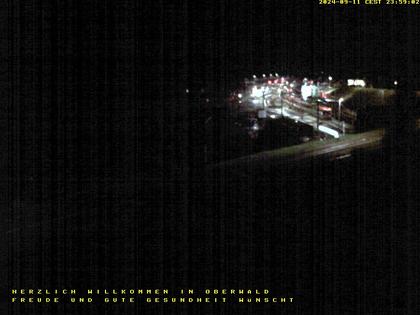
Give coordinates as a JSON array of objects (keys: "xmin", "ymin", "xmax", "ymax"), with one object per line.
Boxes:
[{"xmin": 319, "ymin": 0, "xmax": 420, "ymax": 5}]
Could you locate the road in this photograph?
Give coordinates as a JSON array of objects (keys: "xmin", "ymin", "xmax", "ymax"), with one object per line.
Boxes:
[{"xmin": 212, "ymin": 128, "xmax": 385, "ymax": 169}]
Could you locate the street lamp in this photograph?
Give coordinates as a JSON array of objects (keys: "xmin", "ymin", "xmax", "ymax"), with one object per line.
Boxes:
[
  {"xmin": 338, "ymin": 97, "xmax": 344, "ymax": 121},
  {"xmin": 262, "ymin": 90, "xmax": 266, "ymax": 110},
  {"xmin": 279, "ymin": 90, "xmax": 284, "ymax": 117},
  {"xmin": 316, "ymin": 100, "xmax": 320, "ymax": 132}
]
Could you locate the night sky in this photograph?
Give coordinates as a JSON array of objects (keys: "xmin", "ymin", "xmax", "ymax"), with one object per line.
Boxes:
[{"xmin": 143, "ymin": 1, "xmax": 420, "ymax": 95}]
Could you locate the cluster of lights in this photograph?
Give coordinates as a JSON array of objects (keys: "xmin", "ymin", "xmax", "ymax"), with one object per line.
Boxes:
[
  {"xmin": 251, "ymin": 75, "xmax": 395, "ymax": 88},
  {"xmin": 236, "ymin": 74, "xmax": 349, "ymax": 139},
  {"xmin": 247, "ymin": 74, "xmax": 343, "ymax": 103},
  {"xmin": 267, "ymin": 79, "xmax": 282, "ymax": 85},
  {"xmin": 252, "ymin": 73, "xmax": 282, "ymax": 79}
]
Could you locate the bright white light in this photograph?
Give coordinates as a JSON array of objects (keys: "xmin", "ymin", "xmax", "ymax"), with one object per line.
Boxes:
[
  {"xmin": 270, "ymin": 114, "xmax": 276, "ymax": 119},
  {"xmin": 185, "ymin": 89, "xmax": 189, "ymax": 93},
  {"xmin": 339, "ymin": 97, "xmax": 344, "ymax": 103},
  {"xmin": 394, "ymin": 80, "xmax": 398, "ymax": 86},
  {"xmin": 301, "ymin": 85, "xmax": 312, "ymax": 101},
  {"xmin": 258, "ymin": 110, "xmax": 267, "ymax": 119},
  {"xmin": 348, "ymin": 79, "xmax": 366, "ymax": 87},
  {"xmin": 262, "ymin": 74, "xmax": 266, "ymax": 78},
  {"xmin": 269, "ymin": 73, "xmax": 273, "ymax": 77},
  {"xmin": 319, "ymin": 125, "xmax": 339, "ymax": 138},
  {"xmin": 328, "ymin": 76, "xmax": 333, "ymax": 81},
  {"xmin": 238, "ymin": 93, "xmax": 243, "ymax": 99},
  {"xmin": 355, "ymin": 79, "xmax": 366, "ymax": 87},
  {"xmin": 253, "ymin": 75, "xmax": 257, "ymax": 79},
  {"xmin": 251, "ymin": 86, "xmax": 264, "ymax": 98},
  {"xmin": 275, "ymin": 73, "xmax": 279, "ymax": 77}
]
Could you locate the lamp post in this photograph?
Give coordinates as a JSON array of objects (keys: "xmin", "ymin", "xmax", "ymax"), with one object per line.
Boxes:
[
  {"xmin": 338, "ymin": 97, "xmax": 344, "ymax": 121},
  {"xmin": 262, "ymin": 90, "xmax": 265, "ymax": 110},
  {"xmin": 316, "ymin": 101, "xmax": 320, "ymax": 132},
  {"xmin": 279, "ymin": 89, "xmax": 284, "ymax": 117}
]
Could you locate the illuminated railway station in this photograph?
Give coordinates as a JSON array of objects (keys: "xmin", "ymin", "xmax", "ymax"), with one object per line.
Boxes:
[{"xmin": 230, "ymin": 74, "xmax": 420, "ymax": 139}]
